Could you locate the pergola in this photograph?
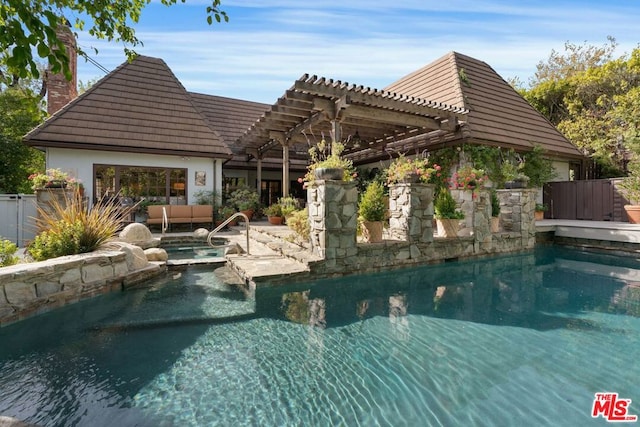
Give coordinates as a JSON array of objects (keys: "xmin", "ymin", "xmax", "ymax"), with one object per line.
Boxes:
[{"xmin": 236, "ymin": 74, "xmax": 468, "ymax": 195}]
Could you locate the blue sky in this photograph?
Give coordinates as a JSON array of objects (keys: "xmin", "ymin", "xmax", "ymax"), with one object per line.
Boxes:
[{"xmin": 73, "ymin": 0, "xmax": 639, "ymax": 104}]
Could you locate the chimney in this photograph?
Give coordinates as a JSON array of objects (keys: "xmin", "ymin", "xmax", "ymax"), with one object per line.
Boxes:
[{"xmin": 47, "ymin": 23, "xmax": 78, "ymax": 116}]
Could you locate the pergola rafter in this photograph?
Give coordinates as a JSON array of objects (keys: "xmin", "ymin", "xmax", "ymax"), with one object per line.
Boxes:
[{"xmin": 235, "ymin": 73, "xmax": 468, "ymax": 195}]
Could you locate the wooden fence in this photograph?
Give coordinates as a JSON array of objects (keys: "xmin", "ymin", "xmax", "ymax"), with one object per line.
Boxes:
[{"xmin": 542, "ymin": 179, "xmax": 630, "ymax": 222}]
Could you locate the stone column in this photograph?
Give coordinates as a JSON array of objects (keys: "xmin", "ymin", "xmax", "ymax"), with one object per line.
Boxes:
[
  {"xmin": 451, "ymin": 188, "xmax": 492, "ymax": 251},
  {"xmin": 388, "ymin": 183, "xmax": 434, "ymax": 243},
  {"xmin": 307, "ymin": 180, "xmax": 358, "ymax": 261},
  {"xmin": 497, "ymin": 189, "xmax": 537, "ymax": 249},
  {"xmin": 472, "ymin": 189, "xmax": 492, "ymax": 252}
]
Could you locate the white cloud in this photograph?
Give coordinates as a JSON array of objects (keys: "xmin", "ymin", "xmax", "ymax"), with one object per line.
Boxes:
[{"xmin": 74, "ymin": 1, "xmax": 640, "ymax": 103}]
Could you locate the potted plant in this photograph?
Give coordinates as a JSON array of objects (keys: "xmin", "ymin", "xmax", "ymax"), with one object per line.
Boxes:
[
  {"xmin": 28, "ymin": 168, "xmax": 72, "ymax": 190},
  {"xmin": 228, "ymin": 186, "xmax": 260, "ymax": 220},
  {"xmin": 490, "ymin": 189, "xmax": 501, "ymax": 232},
  {"xmin": 619, "ymin": 160, "xmax": 640, "ymax": 223},
  {"xmin": 386, "ymin": 154, "xmax": 440, "ymax": 185},
  {"xmin": 358, "ymin": 181, "xmax": 386, "ymax": 243},
  {"xmin": 434, "ymin": 188, "xmax": 464, "ymax": 238},
  {"xmin": 278, "ymin": 196, "xmax": 299, "ymax": 222},
  {"xmin": 217, "ymin": 205, "xmax": 236, "ymax": 226},
  {"xmin": 305, "ymin": 139, "xmax": 355, "ymax": 182},
  {"xmin": 500, "ymin": 160, "xmax": 529, "ymax": 189},
  {"xmin": 534, "ymin": 203, "xmax": 548, "ymax": 221},
  {"xmin": 265, "ymin": 203, "xmax": 284, "ymax": 225}
]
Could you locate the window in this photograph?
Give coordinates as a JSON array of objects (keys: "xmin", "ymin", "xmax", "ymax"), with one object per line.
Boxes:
[{"xmin": 94, "ymin": 165, "xmax": 187, "ymax": 204}]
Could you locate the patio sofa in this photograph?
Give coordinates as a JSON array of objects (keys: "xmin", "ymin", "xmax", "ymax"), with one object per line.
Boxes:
[{"xmin": 147, "ymin": 205, "xmax": 213, "ymax": 231}]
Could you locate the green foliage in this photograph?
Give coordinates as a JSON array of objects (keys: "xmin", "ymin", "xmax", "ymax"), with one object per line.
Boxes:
[
  {"xmin": 434, "ymin": 189, "xmax": 464, "ymax": 220},
  {"xmin": 228, "ymin": 186, "xmax": 260, "ymax": 211},
  {"xmin": 285, "ymin": 208, "xmax": 310, "ymax": 243},
  {"xmin": 193, "ymin": 189, "xmax": 219, "ymax": 206},
  {"xmin": 27, "ymin": 190, "xmax": 132, "ymax": 261},
  {"xmin": 0, "ymin": 87, "xmax": 46, "ymax": 193},
  {"xmin": 532, "ymin": 36, "xmax": 618, "ymax": 84},
  {"xmin": 619, "ymin": 159, "xmax": 640, "ymax": 204},
  {"xmin": 0, "ymin": 0, "xmax": 227, "ymax": 81},
  {"xmin": 385, "ymin": 154, "xmax": 440, "ymax": 185},
  {"xmin": 520, "ymin": 145, "xmax": 557, "ymax": 187},
  {"xmin": 278, "ymin": 196, "xmax": 299, "ymax": 218},
  {"xmin": 490, "ymin": 190, "xmax": 501, "ymax": 217},
  {"xmin": 0, "ymin": 238, "xmax": 19, "ymax": 267},
  {"xmin": 358, "ymin": 181, "xmax": 386, "ymax": 222},
  {"xmin": 535, "ymin": 203, "xmax": 548, "ymax": 212},
  {"xmin": 522, "ymin": 40, "xmax": 640, "ymax": 176},
  {"xmin": 305, "ymin": 139, "xmax": 356, "ymax": 182},
  {"xmin": 264, "ymin": 204, "xmax": 283, "ymax": 217}
]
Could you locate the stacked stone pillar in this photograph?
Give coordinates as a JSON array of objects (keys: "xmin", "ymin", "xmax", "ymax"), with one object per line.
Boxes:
[
  {"xmin": 388, "ymin": 183, "xmax": 434, "ymax": 243},
  {"xmin": 451, "ymin": 188, "xmax": 492, "ymax": 251},
  {"xmin": 307, "ymin": 180, "xmax": 358, "ymax": 261},
  {"xmin": 497, "ymin": 189, "xmax": 537, "ymax": 248}
]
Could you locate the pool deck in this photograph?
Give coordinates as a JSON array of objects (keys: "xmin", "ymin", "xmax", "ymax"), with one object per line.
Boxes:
[
  {"xmin": 156, "ymin": 219, "xmax": 640, "ymax": 286},
  {"xmin": 535, "ymin": 219, "xmax": 640, "ymax": 244}
]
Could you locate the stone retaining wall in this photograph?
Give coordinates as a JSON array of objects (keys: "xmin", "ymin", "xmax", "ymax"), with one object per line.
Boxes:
[
  {"xmin": 307, "ymin": 181, "xmax": 538, "ymax": 277},
  {"xmin": 0, "ymin": 243, "xmax": 165, "ymax": 326}
]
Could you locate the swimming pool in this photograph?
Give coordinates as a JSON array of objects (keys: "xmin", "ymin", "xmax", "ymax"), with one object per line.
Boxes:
[{"xmin": 1, "ymin": 246, "xmax": 638, "ymax": 426}]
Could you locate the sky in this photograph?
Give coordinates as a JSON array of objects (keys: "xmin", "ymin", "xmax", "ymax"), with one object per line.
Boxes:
[{"xmin": 72, "ymin": 0, "xmax": 639, "ymax": 104}]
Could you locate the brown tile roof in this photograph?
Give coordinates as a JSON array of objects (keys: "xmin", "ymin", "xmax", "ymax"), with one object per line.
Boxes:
[
  {"xmin": 25, "ymin": 56, "xmax": 232, "ymax": 158},
  {"xmin": 385, "ymin": 52, "xmax": 584, "ymax": 159},
  {"xmin": 188, "ymin": 92, "xmax": 269, "ymax": 155}
]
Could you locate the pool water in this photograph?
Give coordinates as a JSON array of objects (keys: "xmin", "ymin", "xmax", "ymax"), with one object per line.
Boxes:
[
  {"xmin": 165, "ymin": 246, "xmax": 224, "ymax": 260},
  {"xmin": 1, "ymin": 247, "xmax": 639, "ymax": 426}
]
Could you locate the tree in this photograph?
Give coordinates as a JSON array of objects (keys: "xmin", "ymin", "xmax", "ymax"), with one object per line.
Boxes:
[
  {"xmin": 0, "ymin": 0, "xmax": 228, "ymax": 82},
  {"xmin": 521, "ymin": 39, "xmax": 640, "ymax": 177},
  {"xmin": 0, "ymin": 87, "xmax": 46, "ymax": 193},
  {"xmin": 532, "ymin": 36, "xmax": 618, "ymax": 85}
]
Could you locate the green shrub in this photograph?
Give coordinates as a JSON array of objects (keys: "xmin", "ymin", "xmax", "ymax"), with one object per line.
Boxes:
[
  {"xmin": 27, "ymin": 192, "xmax": 133, "ymax": 261},
  {"xmin": 0, "ymin": 238, "xmax": 19, "ymax": 267},
  {"xmin": 358, "ymin": 181, "xmax": 386, "ymax": 222},
  {"xmin": 277, "ymin": 196, "xmax": 298, "ymax": 218},
  {"xmin": 490, "ymin": 189, "xmax": 501, "ymax": 217},
  {"xmin": 434, "ymin": 189, "xmax": 464, "ymax": 219},
  {"xmin": 285, "ymin": 208, "xmax": 310, "ymax": 243},
  {"xmin": 228, "ymin": 186, "xmax": 260, "ymax": 211}
]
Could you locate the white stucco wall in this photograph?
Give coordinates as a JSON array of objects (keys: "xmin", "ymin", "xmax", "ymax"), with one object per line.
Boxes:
[
  {"xmin": 46, "ymin": 148, "xmax": 223, "ymax": 204},
  {"xmin": 551, "ymin": 160, "xmax": 570, "ymax": 182}
]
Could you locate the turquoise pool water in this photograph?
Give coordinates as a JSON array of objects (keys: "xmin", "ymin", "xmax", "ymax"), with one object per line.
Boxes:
[{"xmin": 1, "ymin": 247, "xmax": 639, "ymax": 426}]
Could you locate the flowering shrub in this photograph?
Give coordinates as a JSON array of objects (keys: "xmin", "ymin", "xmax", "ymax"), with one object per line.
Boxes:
[
  {"xmin": 386, "ymin": 155, "xmax": 441, "ymax": 185},
  {"xmin": 28, "ymin": 168, "xmax": 82, "ymax": 190},
  {"xmin": 450, "ymin": 165, "xmax": 487, "ymax": 191}
]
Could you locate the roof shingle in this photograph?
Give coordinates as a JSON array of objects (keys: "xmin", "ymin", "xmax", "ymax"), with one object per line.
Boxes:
[
  {"xmin": 385, "ymin": 52, "xmax": 584, "ymax": 159},
  {"xmin": 25, "ymin": 56, "xmax": 232, "ymax": 158}
]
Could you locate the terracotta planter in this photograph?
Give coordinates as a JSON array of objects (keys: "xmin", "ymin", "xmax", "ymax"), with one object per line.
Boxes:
[
  {"xmin": 268, "ymin": 216, "xmax": 283, "ymax": 225},
  {"xmin": 240, "ymin": 209, "xmax": 254, "ymax": 221},
  {"xmin": 491, "ymin": 216, "xmax": 500, "ymax": 233},
  {"xmin": 534, "ymin": 210, "xmax": 545, "ymax": 221},
  {"xmin": 314, "ymin": 167, "xmax": 343, "ymax": 181},
  {"xmin": 361, "ymin": 220, "xmax": 384, "ymax": 243},
  {"xmin": 624, "ymin": 205, "xmax": 640, "ymax": 224},
  {"xmin": 436, "ymin": 218, "xmax": 460, "ymax": 238}
]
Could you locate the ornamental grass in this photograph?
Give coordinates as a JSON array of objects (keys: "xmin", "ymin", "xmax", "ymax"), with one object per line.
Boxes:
[{"xmin": 28, "ymin": 189, "xmax": 134, "ymax": 261}]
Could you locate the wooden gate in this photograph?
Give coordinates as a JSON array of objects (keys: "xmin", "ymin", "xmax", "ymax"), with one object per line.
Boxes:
[{"xmin": 543, "ymin": 179, "xmax": 629, "ymax": 222}]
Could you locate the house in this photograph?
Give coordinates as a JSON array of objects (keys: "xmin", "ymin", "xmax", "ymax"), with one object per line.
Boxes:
[
  {"xmin": 24, "ymin": 44, "xmax": 583, "ymax": 208},
  {"xmin": 383, "ymin": 51, "xmax": 584, "ymax": 179}
]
